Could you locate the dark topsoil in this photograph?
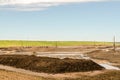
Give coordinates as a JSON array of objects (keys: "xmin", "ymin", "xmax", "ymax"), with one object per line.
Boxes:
[{"xmin": 0, "ymin": 55, "xmax": 104, "ymax": 73}]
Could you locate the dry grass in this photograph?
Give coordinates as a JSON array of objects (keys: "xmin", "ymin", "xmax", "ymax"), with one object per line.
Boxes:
[
  {"xmin": 0, "ymin": 69, "xmax": 46, "ymax": 80},
  {"xmin": 0, "ymin": 69, "xmax": 120, "ymax": 80}
]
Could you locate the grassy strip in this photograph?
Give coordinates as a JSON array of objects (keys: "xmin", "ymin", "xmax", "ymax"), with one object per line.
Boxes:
[{"xmin": 0, "ymin": 40, "xmax": 113, "ymax": 47}]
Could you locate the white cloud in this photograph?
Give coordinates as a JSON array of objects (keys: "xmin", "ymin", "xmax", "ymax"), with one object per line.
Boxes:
[{"xmin": 0, "ymin": 0, "xmax": 107, "ymax": 11}]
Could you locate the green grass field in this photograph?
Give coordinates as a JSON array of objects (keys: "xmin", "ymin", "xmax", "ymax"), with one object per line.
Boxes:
[{"xmin": 0, "ymin": 40, "xmax": 113, "ymax": 47}]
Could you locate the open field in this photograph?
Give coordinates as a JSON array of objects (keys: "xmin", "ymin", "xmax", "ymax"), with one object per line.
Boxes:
[{"xmin": 0, "ymin": 40, "xmax": 113, "ymax": 47}]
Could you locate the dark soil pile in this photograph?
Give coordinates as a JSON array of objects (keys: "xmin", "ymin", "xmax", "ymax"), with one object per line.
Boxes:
[{"xmin": 0, "ymin": 55, "xmax": 104, "ymax": 73}]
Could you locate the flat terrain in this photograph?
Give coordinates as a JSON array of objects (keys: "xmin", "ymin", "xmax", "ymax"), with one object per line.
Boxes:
[
  {"xmin": 0, "ymin": 45, "xmax": 112, "ymax": 52},
  {"xmin": 0, "ymin": 40, "xmax": 113, "ymax": 47}
]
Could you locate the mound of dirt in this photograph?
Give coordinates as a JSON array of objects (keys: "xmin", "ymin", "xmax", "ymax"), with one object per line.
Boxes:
[{"xmin": 0, "ymin": 55, "xmax": 104, "ymax": 73}]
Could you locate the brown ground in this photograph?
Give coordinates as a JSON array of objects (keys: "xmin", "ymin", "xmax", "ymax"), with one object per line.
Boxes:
[
  {"xmin": 0, "ymin": 46, "xmax": 120, "ymax": 80},
  {"xmin": 86, "ymin": 49, "xmax": 120, "ymax": 68},
  {"xmin": 0, "ymin": 46, "xmax": 107, "ymax": 52},
  {"xmin": 0, "ymin": 55, "xmax": 104, "ymax": 73},
  {"xmin": 0, "ymin": 69, "xmax": 120, "ymax": 80},
  {"xmin": 0, "ymin": 69, "xmax": 45, "ymax": 80},
  {"xmin": 0, "ymin": 64, "xmax": 106, "ymax": 79}
]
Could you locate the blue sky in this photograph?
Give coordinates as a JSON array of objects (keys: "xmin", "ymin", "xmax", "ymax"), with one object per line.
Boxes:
[{"xmin": 0, "ymin": 1, "xmax": 120, "ymax": 41}]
